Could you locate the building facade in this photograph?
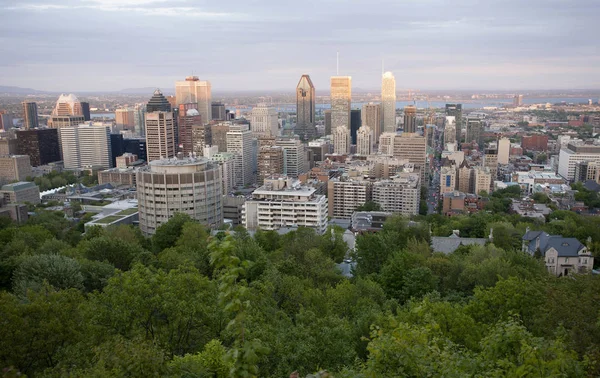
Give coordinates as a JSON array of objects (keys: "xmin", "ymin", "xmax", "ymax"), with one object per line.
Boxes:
[
  {"xmin": 372, "ymin": 172, "xmax": 420, "ymax": 215},
  {"xmin": 59, "ymin": 124, "xmax": 112, "ymax": 169},
  {"xmin": 445, "ymin": 104, "xmax": 462, "ymax": 146},
  {"xmin": 0, "ymin": 155, "xmax": 32, "ymax": 185},
  {"xmin": 295, "ymin": 74, "xmax": 316, "ymax": 141},
  {"xmin": 327, "ymin": 178, "xmax": 371, "ymax": 219},
  {"xmin": 403, "ymin": 105, "xmax": 417, "ymax": 133},
  {"xmin": 381, "ymin": 72, "xmax": 396, "ymax": 133},
  {"xmin": 257, "ymin": 145, "xmax": 284, "ymax": 185},
  {"xmin": 226, "ymin": 124, "xmax": 254, "ymax": 187},
  {"xmin": 333, "ymin": 126, "xmax": 350, "ymax": 155},
  {"xmin": 356, "ymin": 125, "xmax": 373, "ymax": 155},
  {"xmin": 276, "ymin": 137, "xmax": 307, "ymax": 178},
  {"xmin": 362, "ymin": 103, "xmax": 382, "ymax": 141},
  {"xmin": 16, "ymin": 129, "xmax": 61, "ymax": 166},
  {"xmin": 558, "ymin": 142, "xmax": 600, "ymax": 181},
  {"xmin": 330, "ymin": 76, "xmax": 352, "ymax": 130},
  {"xmin": 175, "ymin": 76, "xmax": 211, "ymax": 125},
  {"xmin": 22, "ymin": 101, "xmax": 39, "ymax": 130},
  {"xmin": 250, "ymin": 103, "xmax": 278, "ymax": 138}
]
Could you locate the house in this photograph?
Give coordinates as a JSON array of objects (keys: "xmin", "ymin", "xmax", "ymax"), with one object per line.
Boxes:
[
  {"xmin": 430, "ymin": 230, "xmax": 489, "ymax": 254},
  {"xmin": 522, "ymin": 229, "xmax": 593, "ymax": 276}
]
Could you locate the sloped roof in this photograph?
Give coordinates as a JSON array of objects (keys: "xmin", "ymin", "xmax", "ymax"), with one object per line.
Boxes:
[
  {"xmin": 431, "ymin": 236, "xmax": 487, "ymax": 254},
  {"xmin": 545, "ymin": 236, "xmax": 585, "ymax": 257}
]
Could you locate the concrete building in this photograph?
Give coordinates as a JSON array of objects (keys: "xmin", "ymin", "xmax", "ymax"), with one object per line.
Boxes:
[
  {"xmin": 226, "ymin": 124, "xmax": 254, "ymax": 187},
  {"xmin": 136, "ymin": 157, "xmax": 223, "ymax": 235},
  {"xmin": 250, "ymin": 103, "xmax": 278, "ymax": 138},
  {"xmin": 115, "ymin": 108, "xmax": 135, "ymax": 131},
  {"xmin": 498, "ymin": 137, "xmax": 510, "ymax": 165},
  {"xmin": 574, "ymin": 161, "xmax": 600, "ymax": 183},
  {"xmin": 308, "ymin": 139, "xmax": 330, "ymax": 163},
  {"xmin": 49, "ymin": 115, "xmax": 86, "ymax": 129},
  {"xmin": 0, "ymin": 111, "xmax": 13, "ymax": 131},
  {"xmin": 59, "ymin": 124, "xmax": 112, "ymax": 170},
  {"xmin": 0, "ymin": 182, "xmax": 40, "ymax": 205},
  {"xmin": 49, "ymin": 94, "xmax": 85, "ymax": 128},
  {"xmin": 22, "ymin": 101, "xmax": 39, "ymax": 130},
  {"xmin": 98, "ymin": 167, "xmax": 137, "ymax": 187},
  {"xmin": 327, "ymin": 178, "xmax": 371, "ymax": 219},
  {"xmin": 333, "ymin": 126, "xmax": 350, "ymax": 155},
  {"xmin": 403, "ymin": 105, "xmax": 417, "ymax": 133},
  {"xmin": 361, "ymin": 103, "xmax": 382, "ymax": 141},
  {"xmin": 381, "ymin": 72, "xmax": 396, "ymax": 133},
  {"xmin": 324, "ymin": 110, "xmax": 332, "ymax": 136},
  {"xmin": 205, "ymin": 150, "xmax": 235, "ymax": 195},
  {"xmin": 484, "ymin": 143, "xmax": 499, "ymax": 189},
  {"xmin": 0, "ymin": 156, "xmax": 32, "ymax": 185},
  {"xmin": 445, "ymin": 104, "xmax": 462, "ymax": 146},
  {"xmin": 243, "ymin": 178, "xmax": 328, "ymax": 234},
  {"xmin": 457, "ymin": 162, "xmax": 473, "ymax": 194},
  {"xmin": 16, "ymin": 129, "xmax": 61, "ymax": 166},
  {"xmin": 442, "ymin": 191, "xmax": 467, "ymax": 215},
  {"xmin": 372, "ymin": 172, "xmax": 420, "ymax": 215},
  {"xmin": 392, "ymin": 133, "xmax": 427, "ymax": 183},
  {"xmin": 115, "ymin": 153, "xmax": 138, "ymax": 168},
  {"xmin": 257, "ymin": 145, "xmax": 284, "ymax": 185},
  {"xmin": 145, "ymin": 111, "xmax": 175, "ymax": 163},
  {"xmin": 330, "ymin": 76, "xmax": 351, "ymax": 130},
  {"xmin": 211, "ymin": 102, "xmax": 226, "ymax": 121},
  {"xmin": 210, "ymin": 123, "xmax": 230, "ymax": 153},
  {"xmin": 378, "ymin": 132, "xmax": 395, "ymax": 155},
  {"xmin": 295, "ymin": 74, "xmax": 317, "ymax": 141},
  {"xmin": 276, "ymin": 137, "xmax": 307, "ymax": 178},
  {"xmin": 474, "ymin": 166, "xmax": 492, "ymax": 195},
  {"xmin": 465, "ymin": 117, "xmax": 482, "ymax": 147},
  {"xmin": 558, "ymin": 142, "xmax": 600, "ymax": 181},
  {"xmin": 522, "ymin": 231, "xmax": 593, "ymax": 276},
  {"xmin": 356, "ymin": 125, "xmax": 373, "ymax": 155},
  {"xmin": 0, "ymin": 138, "xmax": 17, "ymax": 156},
  {"xmin": 175, "ymin": 76, "xmax": 211, "ymax": 125},
  {"xmin": 444, "ymin": 116, "xmax": 457, "ymax": 146},
  {"xmin": 440, "ymin": 165, "xmax": 457, "ymax": 196},
  {"xmin": 522, "ymin": 134, "xmax": 549, "ymax": 152},
  {"xmin": 223, "ymin": 195, "xmax": 245, "ymax": 225}
]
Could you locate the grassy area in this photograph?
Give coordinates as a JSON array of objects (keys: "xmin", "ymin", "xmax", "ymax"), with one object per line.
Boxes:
[
  {"xmin": 116, "ymin": 208, "xmax": 138, "ymax": 216},
  {"xmin": 94, "ymin": 215, "xmax": 123, "ymax": 224}
]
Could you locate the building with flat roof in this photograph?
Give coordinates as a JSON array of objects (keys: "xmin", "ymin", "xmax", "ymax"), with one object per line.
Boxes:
[
  {"xmin": 558, "ymin": 142, "xmax": 600, "ymax": 181},
  {"xmin": 59, "ymin": 124, "xmax": 112, "ymax": 170},
  {"xmin": 0, "ymin": 155, "xmax": 32, "ymax": 185},
  {"xmin": 175, "ymin": 76, "xmax": 211, "ymax": 125},
  {"xmin": 243, "ymin": 177, "xmax": 328, "ymax": 234},
  {"xmin": 0, "ymin": 181, "xmax": 40, "ymax": 204},
  {"xmin": 327, "ymin": 178, "xmax": 371, "ymax": 219},
  {"xmin": 330, "ymin": 76, "xmax": 351, "ymax": 131},
  {"xmin": 381, "ymin": 72, "xmax": 396, "ymax": 133},
  {"xmin": 22, "ymin": 101, "xmax": 39, "ymax": 130},
  {"xmin": 250, "ymin": 103, "xmax": 278, "ymax": 138},
  {"xmin": 372, "ymin": 172, "xmax": 420, "ymax": 215}
]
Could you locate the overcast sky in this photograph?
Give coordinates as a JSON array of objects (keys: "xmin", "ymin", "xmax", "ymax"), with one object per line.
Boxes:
[{"xmin": 1, "ymin": 0, "xmax": 599, "ymax": 92}]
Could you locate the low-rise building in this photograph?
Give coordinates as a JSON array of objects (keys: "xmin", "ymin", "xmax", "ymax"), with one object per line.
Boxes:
[
  {"xmin": 84, "ymin": 200, "xmax": 139, "ymax": 230},
  {"xmin": 522, "ymin": 230, "xmax": 593, "ymax": 276},
  {"xmin": 0, "ymin": 181, "xmax": 40, "ymax": 204},
  {"xmin": 98, "ymin": 167, "xmax": 137, "ymax": 187}
]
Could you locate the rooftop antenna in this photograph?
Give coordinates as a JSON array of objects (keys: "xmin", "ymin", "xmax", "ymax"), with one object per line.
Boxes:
[{"xmin": 336, "ymin": 51, "xmax": 339, "ymax": 75}]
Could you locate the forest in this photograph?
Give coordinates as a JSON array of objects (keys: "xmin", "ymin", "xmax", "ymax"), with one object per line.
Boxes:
[{"xmin": 2, "ymin": 207, "xmax": 600, "ymax": 377}]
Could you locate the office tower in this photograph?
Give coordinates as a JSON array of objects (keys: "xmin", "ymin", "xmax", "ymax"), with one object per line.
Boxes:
[
  {"xmin": 382, "ymin": 71, "xmax": 397, "ymax": 133},
  {"xmin": 134, "ymin": 104, "xmax": 146, "ymax": 137},
  {"xmin": 558, "ymin": 141, "xmax": 600, "ymax": 180},
  {"xmin": 513, "ymin": 94, "xmax": 524, "ymax": 107},
  {"xmin": 257, "ymin": 146, "xmax": 284, "ymax": 185},
  {"xmin": 80, "ymin": 102, "xmax": 91, "ymax": 121},
  {"xmin": 192, "ymin": 123, "xmax": 212, "ymax": 157},
  {"xmin": 330, "ymin": 76, "xmax": 351, "ymax": 130},
  {"xmin": 378, "ymin": 132, "xmax": 395, "ymax": 155},
  {"xmin": 484, "ymin": 143, "xmax": 499, "ymax": 189},
  {"xmin": 59, "ymin": 124, "xmax": 112, "ymax": 169},
  {"xmin": 295, "ymin": 74, "xmax": 316, "ymax": 141},
  {"xmin": 52, "ymin": 94, "xmax": 83, "ymax": 116},
  {"xmin": 440, "ymin": 165, "xmax": 457, "ymax": 196},
  {"xmin": 457, "ymin": 161, "xmax": 473, "ymax": 194},
  {"xmin": 0, "ymin": 182, "xmax": 40, "ymax": 205},
  {"xmin": 250, "ymin": 103, "xmax": 278, "ymax": 138},
  {"xmin": 211, "ymin": 102, "xmax": 226, "ymax": 121},
  {"xmin": 16, "ymin": 129, "xmax": 61, "ymax": 166},
  {"xmin": 324, "ymin": 110, "xmax": 332, "ymax": 136},
  {"xmin": 393, "ymin": 134, "xmax": 427, "ymax": 183},
  {"xmin": 350, "ymin": 109, "xmax": 361, "ymax": 144},
  {"xmin": 465, "ymin": 117, "xmax": 482, "ymax": 147},
  {"xmin": 362, "ymin": 103, "xmax": 382, "ymax": 141},
  {"xmin": 123, "ymin": 138, "xmax": 147, "ymax": 163},
  {"xmin": 498, "ymin": 137, "xmax": 510, "ymax": 164},
  {"xmin": 116, "ymin": 153, "xmax": 138, "ymax": 168},
  {"xmin": 110, "ymin": 134, "xmax": 124, "ymax": 167},
  {"xmin": 0, "ymin": 156, "xmax": 32, "ymax": 185},
  {"xmin": 356, "ymin": 125, "xmax": 373, "ymax": 155},
  {"xmin": 177, "ymin": 104, "xmax": 201, "ymax": 155},
  {"xmin": 276, "ymin": 137, "xmax": 307, "ymax": 178},
  {"xmin": 333, "ymin": 126, "xmax": 350, "ymax": 154},
  {"xmin": 166, "ymin": 96, "xmax": 177, "ymax": 110},
  {"xmin": 308, "ymin": 139, "xmax": 330, "ymax": 163},
  {"xmin": 227, "ymin": 124, "xmax": 254, "ymax": 187},
  {"xmin": 327, "ymin": 178, "xmax": 371, "ymax": 219},
  {"xmin": 474, "ymin": 166, "xmax": 492, "ymax": 195},
  {"xmin": 0, "ymin": 111, "xmax": 13, "ymax": 131},
  {"xmin": 22, "ymin": 101, "xmax": 39, "ymax": 130},
  {"xmin": 403, "ymin": 105, "xmax": 417, "ymax": 133},
  {"xmin": 243, "ymin": 178, "xmax": 328, "ymax": 233},
  {"xmin": 445, "ymin": 104, "xmax": 462, "ymax": 146},
  {"xmin": 115, "ymin": 108, "xmax": 135, "ymax": 130},
  {"xmin": 425, "ymin": 124, "xmax": 435, "ymax": 148},
  {"xmin": 145, "ymin": 111, "xmax": 175, "ymax": 162},
  {"xmin": 175, "ymin": 76, "xmax": 211, "ymax": 124},
  {"xmin": 206, "ymin": 151, "xmax": 236, "ymax": 194},
  {"xmin": 372, "ymin": 172, "xmax": 421, "ymax": 216},
  {"xmin": 146, "ymin": 89, "xmax": 172, "ymax": 112},
  {"xmin": 0, "ymin": 138, "xmax": 17, "ymax": 156},
  {"xmin": 137, "ymin": 157, "xmax": 223, "ymax": 235},
  {"xmin": 444, "ymin": 116, "xmax": 457, "ymax": 146},
  {"xmin": 211, "ymin": 123, "xmax": 230, "ymax": 153}
]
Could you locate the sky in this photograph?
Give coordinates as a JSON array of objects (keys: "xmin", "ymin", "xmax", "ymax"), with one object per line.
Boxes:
[{"xmin": 1, "ymin": 0, "xmax": 599, "ymax": 92}]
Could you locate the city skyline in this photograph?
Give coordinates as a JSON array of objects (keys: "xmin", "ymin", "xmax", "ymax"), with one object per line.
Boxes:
[{"xmin": 2, "ymin": 0, "xmax": 600, "ymax": 92}]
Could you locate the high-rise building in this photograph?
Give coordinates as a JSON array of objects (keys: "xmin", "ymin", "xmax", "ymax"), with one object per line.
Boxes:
[
  {"xmin": 372, "ymin": 172, "xmax": 420, "ymax": 216},
  {"xmin": 0, "ymin": 138, "xmax": 17, "ymax": 156},
  {"xmin": 403, "ymin": 105, "xmax": 417, "ymax": 133},
  {"xmin": 226, "ymin": 124, "xmax": 254, "ymax": 187},
  {"xmin": 327, "ymin": 178, "xmax": 371, "ymax": 219},
  {"xmin": 378, "ymin": 132, "xmax": 395, "ymax": 155},
  {"xmin": 211, "ymin": 123, "xmax": 230, "ymax": 153},
  {"xmin": 474, "ymin": 166, "xmax": 492, "ymax": 195},
  {"xmin": 192, "ymin": 123, "xmax": 212, "ymax": 158},
  {"xmin": 445, "ymin": 104, "xmax": 462, "ymax": 146},
  {"xmin": 145, "ymin": 90, "xmax": 175, "ymax": 162},
  {"xmin": 333, "ymin": 126, "xmax": 350, "ymax": 155},
  {"xmin": 211, "ymin": 102, "xmax": 226, "ymax": 121},
  {"xmin": 0, "ymin": 182, "xmax": 40, "ymax": 205},
  {"xmin": 80, "ymin": 102, "xmax": 91, "ymax": 121},
  {"xmin": 110, "ymin": 134, "xmax": 124, "ymax": 167},
  {"xmin": 22, "ymin": 102, "xmax": 39, "ymax": 130},
  {"xmin": 324, "ymin": 110, "xmax": 332, "ymax": 136},
  {"xmin": 498, "ymin": 137, "xmax": 510, "ymax": 164},
  {"xmin": 0, "ymin": 156, "xmax": 32, "ymax": 185},
  {"xmin": 16, "ymin": 129, "xmax": 60, "ymax": 166},
  {"xmin": 330, "ymin": 76, "xmax": 351, "ymax": 130},
  {"xmin": 276, "ymin": 137, "xmax": 307, "ymax": 178},
  {"xmin": 444, "ymin": 116, "xmax": 457, "ymax": 146},
  {"xmin": 133, "ymin": 104, "xmax": 146, "ymax": 137},
  {"xmin": 0, "ymin": 111, "xmax": 13, "ymax": 131},
  {"xmin": 175, "ymin": 76, "xmax": 211, "ymax": 125},
  {"xmin": 362, "ymin": 103, "xmax": 382, "ymax": 140},
  {"xmin": 52, "ymin": 94, "xmax": 83, "ymax": 116},
  {"xmin": 205, "ymin": 150, "xmax": 236, "ymax": 194},
  {"xmin": 250, "ymin": 103, "xmax": 278, "ymax": 138},
  {"xmin": 115, "ymin": 108, "xmax": 135, "ymax": 131},
  {"xmin": 308, "ymin": 139, "xmax": 330, "ymax": 163},
  {"xmin": 440, "ymin": 165, "xmax": 457, "ymax": 196},
  {"xmin": 356, "ymin": 125, "xmax": 373, "ymax": 155},
  {"xmin": 350, "ymin": 109, "xmax": 361, "ymax": 144},
  {"xmin": 513, "ymin": 94, "xmax": 524, "ymax": 107},
  {"xmin": 465, "ymin": 117, "xmax": 482, "ymax": 147},
  {"xmin": 123, "ymin": 138, "xmax": 147, "ymax": 163},
  {"xmin": 137, "ymin": 157, "xmax": 223, "ymax": 235},
  {"xmin": 558, "ymin": 142, "xmax": 600, "ymax": 180},
  {"xmin": 59, "ymin": 124, "xmax": 112, "ymax": 169},
  {"xmin": 177, "ymin": 104, "xmax": 203, "ymax": 155},
  {"xmin": 393, "ymin": 133, "xmax": 427, "ymax": 183},
  {"xmin": 382, "ymin": 71, "xmax": 397, "ymax": 133},
  {"xmin": 257, "ymin": 146, "xmax": 284, "ymax": 185},
  {"xmin": 425, "ymin": 124, "xmax": 436, "ymax": 148},
  {"xmin": 146, "ymin": 89, "xmax": 172, "ymax": 113},
  {"xmin": 457, "ymin": 161, "xmax": 473, "ymax": 194},
  {"xmin": 484, "ymin": 143, "xmax": 499, "ymax": 190},
  {"xmin": 295, "ymin": 74, "xmax": 316, "ymax": 141}
]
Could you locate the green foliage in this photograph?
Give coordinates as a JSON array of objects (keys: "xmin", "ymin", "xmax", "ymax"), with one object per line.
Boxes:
[
  {"xmin": 152, "ymin": 213, "xmax": 195, "ymax": 252},
  {"xmin": 355, "ymin": 201, "xmax": 382, "ymax": 212},
  {"xmin": 12, "ymin": 254, "xmax": 84, "ymax": 296},
  {"xmin": 168, "ymin": 339, "xmax": 232, "ymax": 378}
]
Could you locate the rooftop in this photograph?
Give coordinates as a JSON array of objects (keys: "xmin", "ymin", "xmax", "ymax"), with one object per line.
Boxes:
[{"xmin": 1, "ymin": 182, "xmax": 37, "ymax": 192}]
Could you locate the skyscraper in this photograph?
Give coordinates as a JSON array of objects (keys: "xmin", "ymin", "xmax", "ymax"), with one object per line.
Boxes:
[
  {"xmin": 381, "ymin": 72, "xmax": 397, "ymax": 133},
  {"xmin": 146, "ymin": 89, "xmax": 172, "ymax": 113},
  {"xmin": 211, "ymin": 102, "xmax": 226, "ymax": 121},
  {"xmin": 357, "ymin": 125, "xmax": 373, "ymax": 155},
  {"xmin": 175, "ymin": 76, "xmax": 211, "ymax": 125},
  {"xmin": 324, "ymin": 110, "xmax": 332, "ymax": 136},
  {"xmin": 276, "ymin": 136, "xmax": 307, "ymax": 177},
  {"xmin": 393, "ymin": 134, "xmax": 427, "ymax": 183},
  {"xmin": 361, "ymin": 103, "xmax": 382, "ymax": 141},
  {"xmin": 16, "ymin": 129, "xmax": 60, "ymax": 166},
  {"xmin": 226, "ymin": 124, "xmax": 254, "ymax": 187},
  {"xmin": 350, "ymin": 109, "xmax": 361, "ymax": 144},
  {"xmin": 49, "ymin": 94, "xmax": 84, "ymax": 128},
  {"xmin": 445, "ymin": 104, "xmax": 462, "ymax": 146},
  {"xmin": 444, "ymin": 116, "xmax": 457, "ymax": 147},
  {"xmin": 80, "ymin": 102, "xmax": 91, "ymax": 121},
  {"xmin": 115, "ymin": 108, "xmax": 135, "ymax": 131},
  {"xmin": 134, "ymin": 104, "xmax": 146, "ymax": 137},
  {"xmin": 178, "ymin": 104, "xmax": 202, "ymax": 155},
  {"xmin": 465, "ymin": 117, "xmax": 482, "ymax": 147},
  {"xmin": 497, "ymin": 137, "xmax": 510, "ymax": 165},
  {"xmin": 250, "ymin": 103, "xmax": 278, "ymax": 138},
  {"xmin": 403, "ymin": 105, "xmax": 417, "ymax": 133},
  {"xmin": 330, "ymin": 76, "xmax": 351, "ymax": 130},
  {"xmin": 59, "ymin": 124, "xmax": 112, "ymax": 169},
  {"xmin": 295, "ymin": 74, "xmax": 316, "ymax": 141},
  {"xmin": 145, "ymin": 90, "xmax": 175, "ymax": 162},
  {"xmin": 333, "ymin": 126, "xmax": 350, "ymax": 154},
  {"xmin": 21, "ymin": 102, "xmax": 39, "ymax": 130}
]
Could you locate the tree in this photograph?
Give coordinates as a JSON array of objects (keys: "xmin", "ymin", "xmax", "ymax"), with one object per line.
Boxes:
[
  {"xmin": 12, "ymin": 254, "xmax": 84, "ymax": 296},
  {"xmin": 355, "ymin": 201, "xmax": 382, "ymax": 212},
  {"xmin": 168, "ymin": 339, "xmax": 232, "ymax": 378},
  {"xmin": 78, "ymin": 236, "xmax": 148, "ymax": 271},
  {"xmin": 152, "ymin": 213, "xmax": 195, "ymax": 252}
]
